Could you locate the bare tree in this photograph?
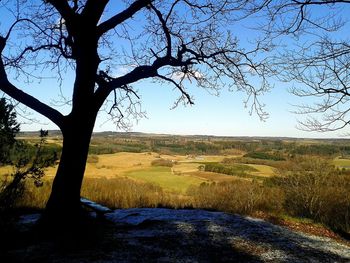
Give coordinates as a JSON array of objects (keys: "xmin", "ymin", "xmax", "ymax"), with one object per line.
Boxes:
[
  {"xmin": 0, "ymin": 0, "xmax": 270, "ymax": 224},
  {"xmin": 263, "ymin": 0, "xmax": 350, "ymax": 132}
]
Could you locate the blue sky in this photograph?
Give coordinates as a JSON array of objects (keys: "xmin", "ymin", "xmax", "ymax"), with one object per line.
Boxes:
[
  {"xmin": 20, "ymin": 75, "xmax": 342, "ymax": 138},
  {"xmin": 2, "ymin": 1, "xmax": 350, "ymax": 138}
]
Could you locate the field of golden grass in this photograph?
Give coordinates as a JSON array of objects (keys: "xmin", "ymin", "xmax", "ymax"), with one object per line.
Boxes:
[
  {"xmin": 1, "ymin": 151, "xmax": 277, "ymax": 206},
  {"xmin": 43, "ymin": 152, "xmax": 161, "ymax": 178},
  {"xmin": 12, "ymin": 152, "xmax": 278, "ymax": 195},
  {"xmin": 246, "ymin": 164, "xmax": 276, "ymax": 177},
  {"xmin": 0, "ymin": 166, "xmax": 13, "ymax": 177},
  {"xmin": 125, "ymin": 166, "xmax": 206, "ymax": 194},
  {"xmin": 333, "ymin": 157, "xmax": 350, "ymax": 169},
  {"xmin": 4, "ymin": 148, "xmax": 350, "ymax": 235}
]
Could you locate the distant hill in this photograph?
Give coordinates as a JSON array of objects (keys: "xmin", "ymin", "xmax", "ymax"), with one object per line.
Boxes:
[{"xmin": 18, "ymin": 130, "xmax": 350, "ymax": 144}]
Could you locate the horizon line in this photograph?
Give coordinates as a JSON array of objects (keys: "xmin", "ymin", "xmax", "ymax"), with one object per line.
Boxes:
[{"xmin": 18, "ymin": 129, "xmax": 350, "ymax": 140}]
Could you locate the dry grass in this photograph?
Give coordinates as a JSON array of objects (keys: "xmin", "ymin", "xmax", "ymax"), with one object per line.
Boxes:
[
  {"xmin": 93, "ymin": 152, "xmax": 156, "ymax": 176},
  {"xmin": 188, "ymin": 181, "xmax": 284, "ymax": 215},
  {"xmin": 35, "ymin": 152, "xmax": 276, "ymax": 181},
  {"xmin": 0, "ymin": 166, "xmax": 13, "ymax": 177},
  {"xmin": 333, "ymin": 157, "xmax": 350, "ymax": 169},
  {"xmin": 14, "ymin": 177, "xmax": 193, "ymax": 210},
  {"xmin": 3, "ymin": 151, "xmax": 350, "ymax": 236},
  {"xmin": 15, "ymin": 179, "xmax": 52, "ymax": 209},
  {"xmin": 84, "ymin": 177, "xmax": 194, "ymax": 209},
  {"xmin": 42, "ymin": 152, "xmax": 160, "ymax": 178},
  {"xmin": 1, "ymin": 152, "xmax": 278, "ymax": 211},
  {"xmin": 247, "ymin": 164, "xmax": 276, "ymax": 177},
  {"xmin": 82, "ymin": 177, "xmax": 165, "ymax": 208},
  {"xmin": 172, "ymin": 162, "xmax": 200, "ymax": 174},
  {"xmin": 7, "ymin": 155, "xmax": 350, "ymax": 235}
]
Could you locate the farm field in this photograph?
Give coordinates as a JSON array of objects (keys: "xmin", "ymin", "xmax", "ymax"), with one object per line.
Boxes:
[
  {"xmin": 2, "ymin": 132, "xmax": 350, "ymax": 236},
  {"xmin": 246, "ymin": 164, "xmax": 276, "ymax": 177},
  {"xmin": 43, "ymin": 152, "xmax": 268, "ymax": 194},
  {"xmin": 125, "ymin": 166, "xmax": 206, "ymax": 194},
  {"xmin": 333, "ymin": 157, "xmax": 350, "ymax": 169},
  {"xmin": 7, "ymin": 132, "xmax": 349, "ymax": 194},
  {"xmin": 30, "ymin": 148, "xmax": 276, "ymax": 194}
]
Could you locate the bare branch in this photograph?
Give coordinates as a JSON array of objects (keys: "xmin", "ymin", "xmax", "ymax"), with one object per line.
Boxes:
[
  {"xmin": 0, "ymin": 64, "xmax": 64, "ymax": 128},
  {"xmin": 149, "ymin": 3, "xmax": 172, "ymax": 57},
  {"xmin": 97, "ymin": 0, "xmax": 153, "ymax": 37},
  {"xmin": 156, "ymin": 73, "xmax": 194, "ymax": 105},
  {"xmin": 45, "ymin": 0, "xmax": 74, "ymax": 19}
]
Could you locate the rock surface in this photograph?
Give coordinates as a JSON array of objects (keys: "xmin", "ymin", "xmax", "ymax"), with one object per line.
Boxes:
[{"xmin": 4, "ymin": 208, "xmax": 350, "ymax": 262}]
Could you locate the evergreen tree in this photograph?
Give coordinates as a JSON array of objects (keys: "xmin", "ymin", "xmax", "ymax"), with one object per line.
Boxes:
[{"xmin": 0, "ymin": 98, "xmax": 20, "ymax": 165}]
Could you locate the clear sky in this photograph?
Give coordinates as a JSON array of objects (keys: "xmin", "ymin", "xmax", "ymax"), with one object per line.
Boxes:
[
  {"xmin": 2, "ymin": 1, "xmax": 350, "ymax": 138},
  {"xmin": 16, "ymin": 73, "xmax": 347, "ymax": 138}
]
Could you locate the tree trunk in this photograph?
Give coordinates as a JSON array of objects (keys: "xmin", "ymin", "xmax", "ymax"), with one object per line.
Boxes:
[
  {"xmin": 42, "ymin": 111, "xmax": 97, "ymax": 227},
  {"xmin": 40, "ymin": 27, "xmax": 100, "ymax": 230}
]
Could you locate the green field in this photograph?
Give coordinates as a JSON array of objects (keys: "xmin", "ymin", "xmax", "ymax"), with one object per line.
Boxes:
[
  {"xmin": 333, "ymin": 157, "xmax": 350, "ymax": 169},
  {"xmin": 3, "ymin": 132, "xmax": 350, "ymax": 235},
  {"xmin": 124, "ymin": 166, "xmax": 207, "ymax": 194}
]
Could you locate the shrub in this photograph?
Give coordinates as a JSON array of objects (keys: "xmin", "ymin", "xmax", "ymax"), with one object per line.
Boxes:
[
  {"xmin": 0, "ymin": 130, "xmax": 56, "ymax": 212},
  {"xmin": 15, "ymin": 179, "xmax": 52, "ymax": 209},
  {"xmin": 204, "ymin": 162, "xmax": 257, "ymax": 177},
  {"xmin": 278, "ymin": 157, "xmax": 350, "ymax": 233},
  {"xmin": 0, "ymin": 98, "xmax": 20, "ymax": 165},
  {"xmin": 188, "ymin": 180, "xmax": 283, "ymax": 215},
  {"xmin": 151, "ymin": 158, "xmax": 176, "ymax": 167},
  {"xmin": 87, "ymin": 155, "xmax": 99, "ymax": 163},
  {"xmin": 81, "ymin": 177, "xmax": 164, "ymax": 208}
]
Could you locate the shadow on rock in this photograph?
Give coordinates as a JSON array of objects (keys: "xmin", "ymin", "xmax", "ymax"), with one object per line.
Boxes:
[{"xmin": 2, "ymin": 208, "xmax": 350, "ymax": 262}]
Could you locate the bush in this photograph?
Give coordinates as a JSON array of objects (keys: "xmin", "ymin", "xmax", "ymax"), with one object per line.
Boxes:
[
  {"xmin": 87, "ymin": 155, "xmax": 99, "ymax": 163},
  {"xmin": 277, "ymin": 157, "xmax": 350, "ymax": 233},
  {"xmin": 188, "ymin": 180, "xmax": 283, "ymax": 215},
  {"xmin": 81, "ymin": 177, "xmax": 164, "ymax": 208},
  {"xmin": 151, "ymin": 158, "xmax": 176, "ymax": 167},
  {"xmin": 0, "ymin": 98, "xmax": 20, "ymax": 165},
  {"xmin": 204, "ymin": 162, "xmax": 257, "ymax": 177},
  {"xmin": 15, "ymin": 179, "xmax": 52, "ymax": 209},
  {"xmin": 11, "ymin": 177, "xmax": 193, "ymax": 210},
  {"xmin": 0, "ymin": 130, "xmax": 57, "ymax": 212}
]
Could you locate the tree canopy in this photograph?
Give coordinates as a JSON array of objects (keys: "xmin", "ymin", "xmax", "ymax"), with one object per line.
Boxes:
[
  {"xmin": 0, "ymin": 0, "xmax": 271, "ymax": 129},
  {"xmin": 263, "ymin": 0, "xmax": 350, "ymax": 132}
]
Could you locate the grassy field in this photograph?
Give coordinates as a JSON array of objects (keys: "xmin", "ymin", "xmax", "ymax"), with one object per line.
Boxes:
[
  {"xmin": 246, "ymin": 164, "xmax": 276, "ymax": 177},
  {"xmin": 0, "ymin": 166, "xmax": 13, "ymax": 177},
  {"xmin": 2, "ymin": 150, "xmax": 275, "ymax": 197},
  {"xmin": 172, "ymin": 162, "xmax": 201, "ymax": 174},
  {"xmin": 333, "ymin": 157, "xmax": 350, "ymax": 169},
  {"xmin": 125, "ymin": 166, "xmax": 207, "ymax": 194},
  {"xmin": 85, "ymin": 153, "xmax": 276, "ymax": 192},
  {"xmin": 3, "ymin": 134, "xmax": 350, "ymax": 235}
]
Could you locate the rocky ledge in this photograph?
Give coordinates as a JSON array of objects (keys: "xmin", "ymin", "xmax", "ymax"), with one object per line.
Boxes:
[{"xmin": 3, "ymin": 208, "xmax": 350, "ymax": 262}]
